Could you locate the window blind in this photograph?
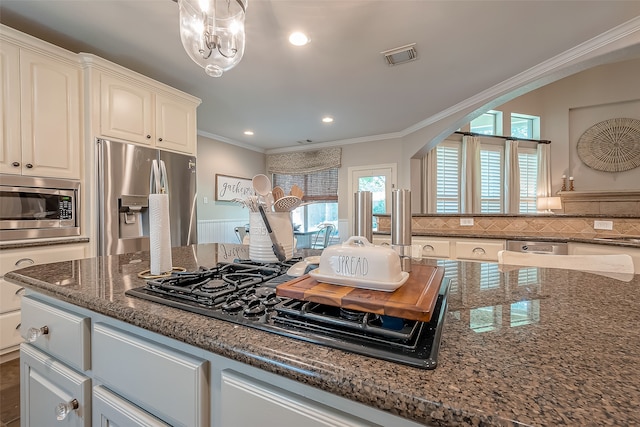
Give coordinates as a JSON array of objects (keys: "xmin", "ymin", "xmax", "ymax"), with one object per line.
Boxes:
[
  {"xmin": 518, "ymin": 150, "xmax": 538, "ymax": 213},
  {"xmin": 435, "ymin": 144, "xmax": 460, "ymax": 213},
  {"xmin": 480, "ymin": 147, "xmax": 503, "ymax": 213},
  {"xmin": 273, "ymin": 168, "xmax": 338, "ymax": 201}
]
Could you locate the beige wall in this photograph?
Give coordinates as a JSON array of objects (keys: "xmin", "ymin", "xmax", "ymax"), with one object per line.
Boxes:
[
  {"xmin": 495, "ymin": 58, "xmax": 640, "ymax": 194},
  {"xmin": 337, "ymin": 138, "xmax": 404, "ymax": 219},
  {"xmin": 196, "ymin": 135, "xmax": 265, "ymax": 221}
]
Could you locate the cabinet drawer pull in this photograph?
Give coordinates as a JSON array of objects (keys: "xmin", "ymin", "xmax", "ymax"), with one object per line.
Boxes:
[
  {"xmin": 56, "ymin": 398, "xmax": 79, "ymax": 421},
  {"xmin": 15, "ymin": 258, "xmax": 35, "ymax": 267},
  {"xmin": 12, "ymin": 161, "xmax": 20, "ymax": 167},
  {"xmin": 26, "ymin": 325, "xmax": 49, "ymax": 342},
  {"xmin": 16, "ymin": 323, "xmax": 21, "ymax": 331},
  {"xmin": 422, "ymin": 244, "xmax": 435, "ymax": 252},
  {"xmin": 26, "ymin": 163, "xmax": 33, "ymax": 168},
  {"xmin": 15, "ymin": 287, "xmax": 25, "ymax": 296},
  {"xmin": 472, "ymin": 247, "xmax": 486, "ymax": 255}
]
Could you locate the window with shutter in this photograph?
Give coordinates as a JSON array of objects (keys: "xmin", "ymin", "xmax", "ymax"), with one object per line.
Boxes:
[
  {"xmin": 518, "ymin": 149, "xmax": 538, "ymax": 213},
  {"xmin": 480, "ymin": 146, "xmax": 503, "ymax": 213},
  {"xmin": 435, "ymin": 143, "xmax": 461, "ymax": 213}
]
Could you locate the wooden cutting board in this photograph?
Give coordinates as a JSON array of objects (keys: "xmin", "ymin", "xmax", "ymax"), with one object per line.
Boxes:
[{"xmin": 275, "ymin": 264, "xmax": 444, "ymax": 322}]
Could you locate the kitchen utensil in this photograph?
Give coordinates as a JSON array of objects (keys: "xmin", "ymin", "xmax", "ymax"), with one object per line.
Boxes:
[
  {"xmin": 290, "ymin": 184, "xmax": 304, "ymax": 199},
  {"xmin": 272, "ymin": 186, "xmax": 285, "ymax": 202},
  {"xmin": 252, "ymin": 174, "xmax": 272, "ymax": 196},
  {"xmin": 258, "ymin": 205, "xmax": 287, "ymax": 261},
  {"xmin": 273, "ymin": 195, "xmax": 302, "ymax": 212},
  {"xmin": 277, "ymin": 264, "xmax": 445, "ymax": 322}
]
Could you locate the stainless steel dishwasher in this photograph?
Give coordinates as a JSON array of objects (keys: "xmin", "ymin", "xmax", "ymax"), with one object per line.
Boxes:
[{"xmin": 506, "ymin": 240, "xmax": 568, "ymax": 255}]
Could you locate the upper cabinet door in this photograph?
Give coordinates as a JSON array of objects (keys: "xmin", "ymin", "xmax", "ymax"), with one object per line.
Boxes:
[
  {"xmin": 0, "ymin": 41, "xmax": 21, "ymax": 175},
  {"xmin": 100, "ymin": 74, "xmax": 153, "ymax": 145},
  {"xmin": 155, "ymin": 94, "xmax": 197, "ymax": 154},
  {"xmin": 20, "ymin": 50, "xmax": 81, "ymax": 179}
]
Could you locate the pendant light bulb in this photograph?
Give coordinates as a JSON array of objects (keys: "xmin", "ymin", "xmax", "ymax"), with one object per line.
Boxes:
[{"xmin": 178, "ymin": 0, "xmax": 247, "ymax": 77}]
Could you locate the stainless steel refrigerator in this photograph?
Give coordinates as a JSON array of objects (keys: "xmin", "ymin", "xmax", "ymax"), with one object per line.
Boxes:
[{"xmin": 96, "ymin": 138, "xmax": 197, "ymax": 256}]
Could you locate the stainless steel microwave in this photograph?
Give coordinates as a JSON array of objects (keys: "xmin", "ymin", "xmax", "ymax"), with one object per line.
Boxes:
[{"xmin": 0, "ymin": 175, "xmax": 80, "ymax": 241}]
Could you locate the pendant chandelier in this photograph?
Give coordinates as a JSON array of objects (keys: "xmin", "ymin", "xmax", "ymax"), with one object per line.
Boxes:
[{"xmin": 177, "ymin": 0, "xmax": 247, "ymax": 77}]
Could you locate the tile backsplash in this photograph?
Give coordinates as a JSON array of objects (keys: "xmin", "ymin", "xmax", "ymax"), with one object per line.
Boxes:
[{"xmin": 376, "ymin": 215, "xmax": 640, "ymax": 239}]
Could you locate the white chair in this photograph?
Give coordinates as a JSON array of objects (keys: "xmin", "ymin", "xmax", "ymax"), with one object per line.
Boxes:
[
  {"xmin": 312, "ymin": 224, "xmax": 335, "ymax": 249},
  {"xmin": 497, "ymin": 250, "xmax": 635, "ymax": 281}
]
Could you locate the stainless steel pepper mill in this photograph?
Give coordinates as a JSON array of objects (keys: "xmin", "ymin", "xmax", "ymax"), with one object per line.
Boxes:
[
  {"xmin": 391, "ymin": 189, "xmax": 412, "ymax": 272},
  {"xmin": 353, "ymin": 191, "xmax": 373, "ymax": 243}
]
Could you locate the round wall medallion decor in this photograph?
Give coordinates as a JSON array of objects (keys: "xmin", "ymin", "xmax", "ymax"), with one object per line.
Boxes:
[{"xmin": 577, "ymin": 117, "xmax": 640, "ymax": 172}]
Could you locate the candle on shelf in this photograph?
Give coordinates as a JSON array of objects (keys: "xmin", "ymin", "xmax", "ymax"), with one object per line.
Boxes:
[
  {"xmin": 569, "ymin": 176, "xmax": 575, "ymax": 191},
  {"xmin": 569, "ymin": 176, "xmax": 574, "ymax": 180},
  {"xmin": 561, "ymin": 175, "xmax": 567, "ymax": 191},
  {"xmin": 562, "ymin": 175, "xmax": 566, "ymax": 179}
]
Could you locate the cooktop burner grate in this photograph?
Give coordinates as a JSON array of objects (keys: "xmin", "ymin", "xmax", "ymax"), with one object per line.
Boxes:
[{"xmin": 126, "ymin": 260, "xmax": 450, "ymax": 369}]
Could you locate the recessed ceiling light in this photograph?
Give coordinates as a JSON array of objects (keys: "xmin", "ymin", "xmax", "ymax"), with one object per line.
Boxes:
[
  {"xmin": 244, "ymin": 130, "xmax": 254, "ymax": 136},
  {"xmin": 289, "ymin": 31, "xmax": 309, "ymax": 46},
  {"xmin": 322, "ymin": 116, "xmax": 334, "ymax": 123}
]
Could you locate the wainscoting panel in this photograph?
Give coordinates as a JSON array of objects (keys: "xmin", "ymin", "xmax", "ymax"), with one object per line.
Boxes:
[{"xmin": 198, "ymin": 219, "xmax": 249, "ymax": 244}]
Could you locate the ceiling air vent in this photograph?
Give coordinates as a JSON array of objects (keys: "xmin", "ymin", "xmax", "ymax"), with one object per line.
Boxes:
[{"xmin": 381, "ymin": 43, "xmax": 417, "ymax": 66}]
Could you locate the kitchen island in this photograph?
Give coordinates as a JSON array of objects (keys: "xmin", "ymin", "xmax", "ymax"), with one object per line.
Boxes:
[{"xmin": 6, "ymin": 243, "xmax": 640, "ymax": 426}]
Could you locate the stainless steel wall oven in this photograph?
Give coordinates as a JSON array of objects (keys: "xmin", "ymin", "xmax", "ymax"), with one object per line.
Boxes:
[{"xmin": 0, "ymin": 175, "xmax": 80, "ymax": 241}]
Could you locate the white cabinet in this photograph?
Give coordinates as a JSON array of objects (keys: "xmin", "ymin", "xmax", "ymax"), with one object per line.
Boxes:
[
  {"xmin": 84, "ymin": 54, "xmax": 200, "ymax": 155},
  {"xmin": 99, "ymin": 73, "xmax": 153, "ymax": 145},
  {"xmin": 17, "ymin": 292, "xmax": 425, "ymax": 427},
  {"xmin": 0, "ymin": 243, "xmax": 87, "ymax": 357},
  {"xmin": 93, "ymin": 323, "xmax": 209, "ymax": 427},
  {"xmin": 412, "ymin": 237, "xmax": 451, "ymax": 259},
  {"xmin": 93, "ymin": 385, "xmax": 171, "ymax": 427},
  {"xmin": 20, "ymin": 344, "xmax": 91, "ymax": 427},
  {"xmin": 0, "ymin": 26, "xmax": 82, "ymax": 179},
  {"xmin": 221, "ymin": 370, "xmax": 378, "ymax": 427},
  {"xmin": 21, "ymin": 295, "xmax": 91, "ymax": 371},
  {"xmin": 154, "ymin": 93, "xmax": 197, "ymax": 154},
  {"xmin": 453, "ymin": 239, "xmax": 505, "ymax": 262}
]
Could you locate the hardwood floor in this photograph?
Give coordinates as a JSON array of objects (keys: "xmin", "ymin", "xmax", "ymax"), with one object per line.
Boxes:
[{"xmin": 0, "ymin": 358, "xmax": 20, "ymax": 427}]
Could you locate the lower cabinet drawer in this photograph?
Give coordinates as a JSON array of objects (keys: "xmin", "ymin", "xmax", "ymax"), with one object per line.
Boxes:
[
  {"xmin": 412, "ymin": 239, "xmax": 450, "ymax": 259},
  {"xmin": 221, "ymin": 370, "xmax": 375, "ymax": 427},
  {"xmin": 93, "ymin": 323, "xmax": 209, "ymax": 427},
  {"xmin": 0, "ymin": 310, "xmax": 22, "ymax": 352},
  {"xmin": 0, "ymin": 280, "xmax": 24, "ymax": 313},
  {"xmin": 21, "ymin": 295, "xmax": 90, "ymax": 371},
  {"xmin": 93, "ymin": 385, "xmax": 171, "ymax": 427},
  {"xmin": 455, "ymin": 241, "xmax": 504, "ymax": 261},
  {"xmin": 20, "ymin": 344, "xmax": 90, "ymax": 427}
]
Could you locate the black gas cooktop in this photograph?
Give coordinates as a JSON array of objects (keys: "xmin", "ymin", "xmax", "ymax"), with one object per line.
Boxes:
[{"xmin": 125, "ymin": 260, "xmax": 449, "ymax": 369}]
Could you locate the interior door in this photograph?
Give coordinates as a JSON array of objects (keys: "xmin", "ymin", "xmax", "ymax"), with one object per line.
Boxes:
[{"xmin": 348, "ymin": 164, "xmax": 396, "ymax": 235}]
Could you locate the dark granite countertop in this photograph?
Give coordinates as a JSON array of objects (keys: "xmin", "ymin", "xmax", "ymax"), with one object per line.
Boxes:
[
  {"xmin": 6, "ymin": 244, "xmax": 640, "ymax": 426},
  {"xmin": 373, "ymin": 231, "xmax": 640, "ymax": 249}
]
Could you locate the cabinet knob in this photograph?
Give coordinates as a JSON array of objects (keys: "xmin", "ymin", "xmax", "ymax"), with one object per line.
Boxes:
[
  {"xmin": 146, "ymin": 134, "xmax": 151, "ymax": 139},
  {"xmin": 158, "ymin": 137, "xmax": 163, "ymax": 142},
  {"xmin": 12, "ymin": 161, "xmax": 20, "ymax": 167},
  {"xmin": 25, "ymin": 325, "xmax": 49, "ymax": 342},
  {"xmin": 26, "ymin": 163, "xmax": 33, "ymax": 168},
  {"xmin": 55, "ymin": 399, "xmax": 79, "ymax": 421}
]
